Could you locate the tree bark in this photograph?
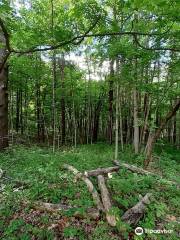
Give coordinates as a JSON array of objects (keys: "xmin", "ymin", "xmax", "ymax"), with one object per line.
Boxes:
[
  {"xmin": 144, "ymin": 99, "xmax": 180, "ymax": 168},
  {"xmin": 16, "ymin": 88, "xmax": 20, "ymax": 132},
  {"xmin": 113, "ymin": 161, "xmax": 156, "ymax": 176},
  {"xmin": 133, "ymin": 88, "xmax": 139, "ymax": 154},
  {"xmin": 108, "ymin": 59, "xmax": 114, "ymax": 144},
  {"xmin": 59, "ymin": 55, "xmax": 66, "ymax": 145},
  {"xmin": 97, "ymin": 175, "xmax": 117, "ymax": 226},
  {"xmin": 119, "ymin": 94, "xmax": 124, "ymax": 151},
  {"xmin": 115, "ymin": 76, "xmax": 119, "ymax": 160},
  {"xmin": 113, "ymin": 160, "xmax": 179, "ymax": 187},
  {"xmin": 140, "ymin": 94, "xmax": 151, "ymax": 146},
  {"xmin": 52, "ymin": 52, "xmax": 56, "ymax": 151},
  {"xmin": 84, "ymin": 166, "xmax": 120, "ymax": 177},
  {"xmin": 122, "ymin": 193, "xmax": 152, "ymax": 225},
  {"xmin": 0, "ymin": 168, "xmax": 3, "ymax": 178},
  {"xmin": 92, "ymin": 93, "xmax": 104, "ymax": 142},
  {"xmin": 0, "ymin": 28, "xmax": 8, "ymax": 150}
]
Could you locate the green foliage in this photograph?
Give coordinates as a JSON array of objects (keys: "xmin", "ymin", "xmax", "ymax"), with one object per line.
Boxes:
[
  {"xmin": 63, "ymin": 226, "xmax": 85, "ymax": 239},
  {"xmin": 0, "ymin": 144, "xmax": 179, "ymax": 239}
]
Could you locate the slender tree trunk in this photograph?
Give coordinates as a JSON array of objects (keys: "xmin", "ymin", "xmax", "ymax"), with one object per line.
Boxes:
[
  {"xmin": 108, "ymin": 59, "xmax": 114, "ymax": 144},
  {"xmin": 16, "ymin": 89, "xmax": 20, "ymax": 132},
  {"xmin": 20, "ymin": 88, "xmax": 23, "ymax": 134},
  {"xmin": 114, "ymin": 81, "xmax": 119, "ymax": 160},
  {"xmin": 119, "ymin": 94, "xmax": 124, "ymax": 151},
  {"xmin": 36, "ymin": 74, "xmax": 41, "ymax": 142},
  {"xmin": 24, "ymin": 78, "xmax": 28, "ymax": 136},
  {"xmin": 140, "ymin": 94, "xmax": 151, "ymax": 146},
  {"xmin": 171, "ymin": 116, "xmax": 176, "ymax": 144},
  {"xmin": 52, "ymin": 52, "xmax": 56, "ymax": 151},
  {"xmin": 9, "ymin": 82, "xmax": 14, "ymax": 144},
  {"xmin": 59, "ymin": 55, "xmax": 66, "ymax": 145},
  {"xmin": 0, "ymin": 27, "xmax": 8, "ymax": 150},
  {"xmin": 144, "ymin": 100, "xmax": 180, "ymax": 168},
  {"xmin": 92, "ymin": 93, "xmax": 103, "ymax": 142},
  {"xmin": 51, "ymin": 0, "xmax": 56, "ymax": 151},
  {"xmin": 176, "ymin": 109, "xmax": 180, "ymax": 149},
  {"xmin": 133, "ymin": 88, "xmax": 139, "ymax": 154},
  {"xmin": 115, "ymin": 58, "xmax": 120, "ymax": 159},
  {"xmin": 72, "ymin": 101, "xmax": 77, "ymax": 147}
]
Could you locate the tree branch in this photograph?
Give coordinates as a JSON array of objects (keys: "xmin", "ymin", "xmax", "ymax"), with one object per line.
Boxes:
[
  {"xmin": 12, "ymin": 30, "xmax": 180, "ymax": 55},
  {"xmin": 133, "ymin": 34, "xmax": 180, "ymax": 52}
]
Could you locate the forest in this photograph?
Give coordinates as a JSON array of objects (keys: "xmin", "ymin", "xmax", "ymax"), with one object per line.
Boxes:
[{"xmin": 0, "ymin": 0, "xmax": 180, "ymax": 239}]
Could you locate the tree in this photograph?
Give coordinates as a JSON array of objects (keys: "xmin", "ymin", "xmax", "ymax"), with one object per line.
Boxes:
[
  {"xmin": 0, "ymin": 19, "xmax": 8, "ymax": 150},
  {"xmin": 0, "ymin": 0, "xmax": 179, "ymax": 158},
  {"xmin": 144, "ymin": 99, "xmax": 180, "ymax": 168}
]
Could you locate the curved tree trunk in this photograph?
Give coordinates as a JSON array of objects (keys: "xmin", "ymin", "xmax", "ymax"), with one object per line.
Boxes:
[{"xmin": 144, "ymin": 99, "xmax": 180, "ymax": 168}]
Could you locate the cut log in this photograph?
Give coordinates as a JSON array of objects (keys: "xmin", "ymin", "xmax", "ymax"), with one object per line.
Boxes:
[
  {"xmin": 84, "ymin": 166, "xmax": 120, "ymax": 177},
  {"xmin": 24, "ymin": 201, "xmax": 100, "ymax": 220},
  {"xmin": 113, "ymin": 161, "xmax": 156, "ymax": 176},
  {"xmin": 113, "ymin": 161, "xmax": 179, "ymax": 188},
  {"xmin": 63, "ymin": 164, "xmax": 104, "ymax": 211},
  {"xmin": 122, "ymin": 193, "xmax": 152, "ymax": 225},
  {"xmin": 0, "ymin": 168, "xmax": 3, "ymax": 178},
  {"xmin": 33, "ymin": 201, "xmax": 72, "ymax": 211},
  {"xmin": 97, "ymin": 175, "xmax": 117, "ymax": 226}
]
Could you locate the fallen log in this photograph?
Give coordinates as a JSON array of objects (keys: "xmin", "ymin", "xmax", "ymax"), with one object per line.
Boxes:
[
  {"xmin": 113, "ymin": 161, "xmax": 155, "ymax": 176},
  {"xmin": 0, "ymin": 169, "xmax": 3, "ymax": 178},
  {"xmin": 84, "ymin": 166, "xmax": 120, "ymax": 177},
  {"xmin": 63, "ymin": 164, "xmax": 104, "ymax": 211},
  {"xmin": 32, "ymin": 201, "xmax": 72, "ymax": 211},
  {"xmin": 113, "ymin": 161, "xmax": 179, "ymax": 187},
  {"xmin": 122, "ymin": 193, "xmax": 152, "ymax": 225},
  {"xmin": 24, "ymin": 201, "xmax": 100, "ymax": 220},
  {"xmin": 97, "ymin": 175, "xmax": 117, "ymax": 226}
]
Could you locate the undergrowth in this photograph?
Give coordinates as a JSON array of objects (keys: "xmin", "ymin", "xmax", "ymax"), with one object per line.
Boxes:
[{"xmin": 0, "ymin": 143, "xmax": 179, "ymax": 239}]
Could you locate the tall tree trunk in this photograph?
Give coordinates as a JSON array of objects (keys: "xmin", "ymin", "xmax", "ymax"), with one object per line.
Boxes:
[
  {"xmin": 114, "ymin": 81, "xmax": 119, "ymax": 160},
  {"xmin": 36, "ymin": 73, "xmax": 41, "ymax": 142},
  {"xmin": 115, "ymin": 58, "xmax": 120, "ymax": 160},
  {"xmin": 52, "ymin": 52, "xmax": 56, "ymax": 151},
  {"xmin": 144, "ymin": 100, "xmax": 180, "ymax": 168},
  {"xmin": 59, "ymin": 56, "xmax": 66, "ymax": 145},
  {"xmin": 133, "ymin": 88, "xmax": 139, "ymax": 154},
  {"xmin": 119, "ymin": 94, "xmax": 124, "ymax": 151},
  {"xmin": 92, "ymin": 93, "xmax": 104, "ymax": 142},
  {"xmin": 20, "ymin": 87, "xmax": 23, "ymax": 134},
  {"xmin": 16, "ymin": 88, "xmax": 20, "ymax": 132},
  {"xmin": 140, "ymin": 94, "xmax": 151, "ymax": 146},
  {"xmin": 51, "ymin": 0, "xmax": 56, "ymax": 151},
  {"xmin": 108, "ymin": 59, "xmax": 114, "ymax": 144},
  {"xmin": 176, "ymin": 109, "xmax": 180, "ymax": 149},
  {"xmin": 0, "ymin": 26, "xmax": 8, "ymax": 150}
]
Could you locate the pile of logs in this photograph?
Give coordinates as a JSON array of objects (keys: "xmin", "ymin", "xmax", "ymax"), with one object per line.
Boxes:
[
  {"xmin": 63, "ymin": 163, "xmax": 152, "ymax": 227},
  {"xmin": 3, "ymin": 160, "xmax": 178, "ymax": 227}
]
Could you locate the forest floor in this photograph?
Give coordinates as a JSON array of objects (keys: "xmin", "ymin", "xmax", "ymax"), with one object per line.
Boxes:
[{"xmin": 0, "ymin": 143, "xmax": 180, "ymax": 240}]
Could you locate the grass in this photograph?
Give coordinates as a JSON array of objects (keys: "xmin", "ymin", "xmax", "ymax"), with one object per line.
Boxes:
[{"xmin": 0, "ymin": 143, "xmax": 179, "ymax": 239}]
